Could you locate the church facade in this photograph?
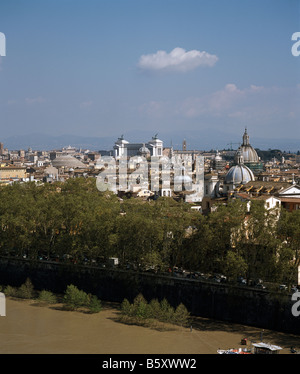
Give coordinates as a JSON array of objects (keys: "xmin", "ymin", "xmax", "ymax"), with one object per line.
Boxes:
[{"xmin": 113, "ymin": 134, "xmax": 163, "ymax": 159}]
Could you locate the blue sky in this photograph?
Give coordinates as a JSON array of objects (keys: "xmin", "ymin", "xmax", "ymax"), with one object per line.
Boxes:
[{"xmin": 0, "ymin": 0, "xmax": 299, "ymax": 150}]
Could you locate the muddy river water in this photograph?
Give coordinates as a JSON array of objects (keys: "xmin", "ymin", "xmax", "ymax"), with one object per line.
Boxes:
[{"xmin": 0, "ymin": 298, "xmax": 299, "ymax": 354}]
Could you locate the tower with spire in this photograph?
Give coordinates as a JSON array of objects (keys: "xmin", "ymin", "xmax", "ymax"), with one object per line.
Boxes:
[
  {"xmin": 235, "ymin": 128, "xmax": 263, "ymax": 172},
  {"xmin": 242, "ymin": 127, "xmax": 250, "ymax": 146}
]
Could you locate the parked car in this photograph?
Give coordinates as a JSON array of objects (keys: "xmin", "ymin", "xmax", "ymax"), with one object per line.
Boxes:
[
  {"xmin": 237, "ymin": 276, "xmax": 247, "ymax": 285},
  {"xmin": 209, "ymin": 274, "xmax": 227, "ymax": 283},
  {"xmin": 279, "ymin": 284, "xmax": 287, "ymax": 291},
  {"xmin": 291, "ymin": 285, "xmax": 299, "ymax": 293},
  {"xmin": 255, "ymin": 283, "xmax": 266, "ymax": 290}
]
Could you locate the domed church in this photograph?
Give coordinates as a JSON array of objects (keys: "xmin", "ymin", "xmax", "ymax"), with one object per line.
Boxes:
[
  {"xmin": 223, "ymin": 149, "xmax": 255, "ymax": 194},
  {"xmin": 235, "ymin": 128, "xmax": 263, "ymax": 172}
]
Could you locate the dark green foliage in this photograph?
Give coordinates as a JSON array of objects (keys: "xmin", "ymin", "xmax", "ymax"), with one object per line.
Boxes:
[
  {"xmin": 121, "ymin": 294, "xmax": 190, "ymax": 327},
  {"xmin": 17, "ymin": 278, "xmax": 35, "ymax": 299},
  {"xmin": 63, "ymin": 284, "xmax": 102, "ymax": 313},
  {"xmin": 121, "ymin": 298, "xmax": 133, "ymax": 316},
  {"xmin": 3, "ymin": 278, "xmax": 35, "ymax": 299},
  {"xmin": 0, "ymin": 178, "xmax": 299, "ymax": 285},
  {"xmin": 174, "ymin": 303, "xmax": 191, "ymax": 326},
  {"xmin": 38, "ymin": 290, "xmax": 57, "ymax": 304},
  {"xmin": 0, "ymin": 179, "xmax": 195, "ymax": 270},
  {"xmin": 3, "ymin": 285, "xmax": 18, "ymax": 297},
  {"xmin": 132, "ymin": 294, "xmax": 150, "ymax": 320},
  {"xmin": 63, "ymin": 284, "xmax": 89, "ymax": 310},
  {"xmin": 88, "ymin": 294, "xmax": 102, "ymax": 313}
]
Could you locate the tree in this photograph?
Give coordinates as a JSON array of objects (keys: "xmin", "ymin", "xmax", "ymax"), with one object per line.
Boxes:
[
  {"xmin": 159, "ymin": 298, "xmax": 175, "ymax": 323},
  {"xmin": 148, "ymin": 298, "xmax": 161, "ymax": 320},
  {"xmin": 152, "ymin": 198, "xmax": 196, "ymax": 270},
  {"xmin": 63, "ymin": 284, "xmax": 89, "ymax": 311},
  {"xmin": 276, "ymin": 209, "xmax": 300, "ymax": 285},
  {"xmin": 181, "ymin": 213, "xmax": 213, "ymax": 272},
  {"xmin": 173, "ymin": 303, "xmax": 190, "ymax": 327},
  {"xmin": 205, "ymin": 199, "xmax": 248, "ymax": 274},
  {"xmin": 121, "ymin": 298, "xmax": 133, "ymax": 316},
  {"xmin": 17, "ymin": 278, "xmax": 35, "ymax": 299},
  {"xmin": 132, "ymin": 294, "xmax": 150, "ymax": 320},
  {"xmin": 38, "ymin": 290, "xmax": 57, "ymax": 305},
  {"xmin": 239, "ymin": 200, "xmax": 280, "ymax": 282},
  {"xmin": 88, "ymin": 294, "xmax": 102, "ymax": 313},
  {"xmin": 223, "ymin": 250, "xmax": 247, "ymax": 282}
]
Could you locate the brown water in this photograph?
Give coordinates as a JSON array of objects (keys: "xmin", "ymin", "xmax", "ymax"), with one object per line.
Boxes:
[{"xmin": 0, "ymin": 298, "xmax": 299, "ymax": 354}]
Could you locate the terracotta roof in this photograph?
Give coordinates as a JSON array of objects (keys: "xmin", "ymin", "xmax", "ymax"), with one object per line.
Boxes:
[{"xmin": 279, "ymin": 197, "xmax": 300, "ymax": 203}]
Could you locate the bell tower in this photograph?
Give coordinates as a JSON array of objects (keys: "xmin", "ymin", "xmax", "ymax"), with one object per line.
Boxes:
[{"xmin": 242, "ymin": 127, "xmax": 250, "ymax": 146}]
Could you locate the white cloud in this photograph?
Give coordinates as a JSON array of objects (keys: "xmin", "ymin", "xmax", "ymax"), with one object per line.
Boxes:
[
  {"xmin": 179, "ymin": 84, "xmax": 272, "ymax": 118},
  {"xmin": 80, "ymin": 100, "xmax": 93, "ymax": 108},
  {"xmin": 138, "ymin": 83, "xmax": 299, "ymax": 128},
  {"xmin": 137, "ymin": 47, "xmax": 218, "ymax": 72},
  {"xmin": 180, "ymin": 83, "xmax": 245, "ymax": 117},
  {"xmin": 6, "ymin": 99, "xmax": 17, "ymax": 106},
  {"xmin": 138, "ymin": 100, "xmax": 173, "ymax": 118},
  {"xmin": 25, "ymin": 97, "xmax": 46, "ymax": 105},
  {"xmin": 179, "ymin": 84, "xmax": 300, "ymax": 126}
]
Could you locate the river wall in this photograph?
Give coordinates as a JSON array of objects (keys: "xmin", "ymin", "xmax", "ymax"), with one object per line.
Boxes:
[{"xmin": 0, "ymin": 257, "xmax": 299, "ymax": 335}]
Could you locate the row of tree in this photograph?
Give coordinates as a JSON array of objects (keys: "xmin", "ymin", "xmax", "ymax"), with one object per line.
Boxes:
[
  {"xmin": 2, "ymin": 278, "xmax": 102, "ymax": 313},
  {"xmin": 0, "ymin": 178, "xmax": 299, "ymax": 285},
  {"xmin": 121, "ymin": 294, "xmax": 190, "ymax": 327},
  {"xmin": 1, "ymin": 277, "xmax": 189, "ymax": 327}
]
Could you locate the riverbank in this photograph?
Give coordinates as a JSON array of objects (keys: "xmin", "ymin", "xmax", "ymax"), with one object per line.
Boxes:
[{"xmin": 0, "ymin": 297, "xmax": 299, "ymax": 354}]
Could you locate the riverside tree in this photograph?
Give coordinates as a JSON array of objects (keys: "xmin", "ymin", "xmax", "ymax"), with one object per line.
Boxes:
[{"xmin": 0, "ymin": 177, "xmax": 297, "ymax": 285}]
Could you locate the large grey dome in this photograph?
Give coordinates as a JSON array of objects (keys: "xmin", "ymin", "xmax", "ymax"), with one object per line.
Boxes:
[
  {"xmin": 225, "ymin": 164, "xmax": 254, "ymax": 185},
  {"xmin": 52, "ymin": 155, "xmax": 85, "ymax": 169},
  {"xmin": 235, "ymin": 128, "xmax": 259, "ymax": 164}
]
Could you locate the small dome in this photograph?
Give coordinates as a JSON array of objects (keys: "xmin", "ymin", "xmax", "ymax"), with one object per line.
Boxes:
[
  {"xmin": 52, "ymin": 155, "xmax": 85, "ymax": 169},
  {"xmin": 235, "ymin": 128, "xmax": 259, "ymax": 163},
  {"xmin": 225, "ymin": 164, "xmax": 254, "ymax": 185},
  {"xmin": 138, "ymin": 144, "xmax": 150, "ymax": 156},
  {"xmin": 237, "ymin": 146, "xmax": 259, "ymax": 163}
]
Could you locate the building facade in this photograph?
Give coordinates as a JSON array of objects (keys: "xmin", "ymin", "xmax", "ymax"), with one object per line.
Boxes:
[{"xmin": 113, "ymin": 134, "xmax": 163, "ymax": 159}]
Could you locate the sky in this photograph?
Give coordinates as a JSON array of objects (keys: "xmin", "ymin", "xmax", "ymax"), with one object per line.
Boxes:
[{"xmin": 0, "ymin": 0, "xmax": 299, "ymax": 150}]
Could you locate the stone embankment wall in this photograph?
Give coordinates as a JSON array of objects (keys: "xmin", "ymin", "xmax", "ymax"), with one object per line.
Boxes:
[{"xmin": 0, "ymin": 257, "xmax": 299, "ymax": 335}]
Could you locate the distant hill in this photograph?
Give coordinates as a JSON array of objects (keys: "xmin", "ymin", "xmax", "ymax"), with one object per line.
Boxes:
[
  {"xmin": 1, "ymin": 134, "xmax": 116, "ymax": 151},
  {"xmin": 1, "ymin": 132, "xmax": 299, "ymax": 153}
]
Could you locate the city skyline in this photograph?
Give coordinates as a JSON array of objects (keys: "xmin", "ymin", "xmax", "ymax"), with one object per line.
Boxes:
[{"xmin": 0, "ymin": 0, "xmax": 299, "ymax": 151}]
